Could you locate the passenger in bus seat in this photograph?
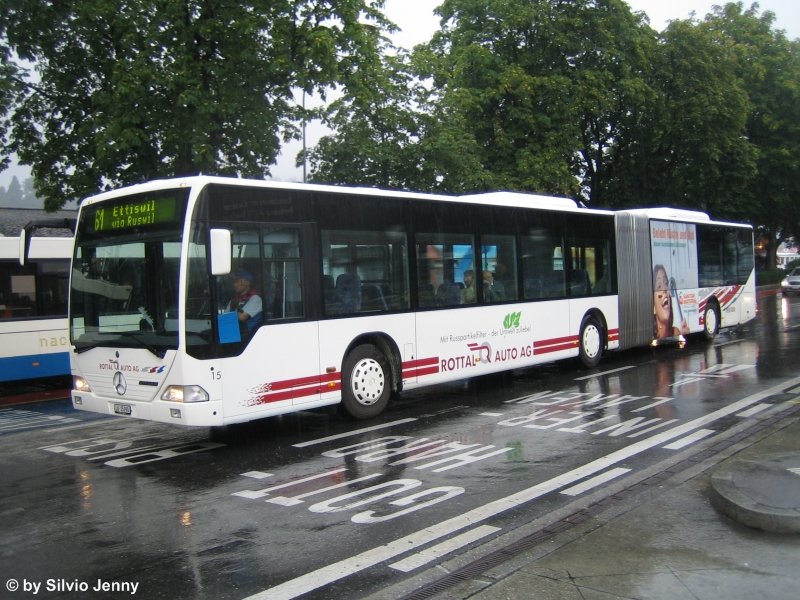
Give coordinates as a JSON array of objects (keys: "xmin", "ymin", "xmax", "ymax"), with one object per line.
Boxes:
[
  {"xmin": 461, "ymin": 269, "xmax": 476, "ymax": 304},
  {"xmin": 482, "ymin": 270, "xmax": 504, "ymax": 302},
  {"xmin": 228, "ymin": 269, "xmax": 263, "ymax": 333}
]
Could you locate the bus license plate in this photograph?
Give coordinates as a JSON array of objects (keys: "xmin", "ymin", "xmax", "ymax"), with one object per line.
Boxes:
[{"xmin": 114, "ymin": 403, "xmax": 132, "ymax": 416}]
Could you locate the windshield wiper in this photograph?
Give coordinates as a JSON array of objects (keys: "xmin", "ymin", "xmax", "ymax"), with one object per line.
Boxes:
[{"xmin": 117, "ymin": 331, "xmax": 168, "ymax": 358}]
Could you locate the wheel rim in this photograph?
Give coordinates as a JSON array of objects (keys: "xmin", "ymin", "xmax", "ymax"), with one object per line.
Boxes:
[
  {"xmin": 582, "ymin": 324, "xmax": 601, "ymax": 359},
  {"xmin": 350, "ymin": 358, "xmax": 385, "ymax": 406},
  {"xmin": 705, "ymin": 307, "xmax": 718, "ymax": 335}
]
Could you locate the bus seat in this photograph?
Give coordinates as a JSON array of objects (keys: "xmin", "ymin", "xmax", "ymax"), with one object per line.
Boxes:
[
  {"xmin": 335, "ymin": 273, "xmax": 362, "ymax": 313},
  {"xmin": 362, "ymin": 284, "xmax": 388, "ymax": 311}
]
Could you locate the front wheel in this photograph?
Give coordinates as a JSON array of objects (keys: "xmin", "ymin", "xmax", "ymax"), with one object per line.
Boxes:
[
  {"xmin": 340, "ymin": 344, "xmax": 392, "ymax": 420},
  {"xmin": 579, "ymin": 316, "xmax": 604, "ymax": 368},
  {"xmin": 703, "ymin": 302, "xmax": 720, "ymax": 341}
]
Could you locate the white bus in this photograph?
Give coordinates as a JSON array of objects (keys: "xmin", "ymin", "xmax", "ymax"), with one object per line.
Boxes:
[
  {"xmin": 68, "ymin": 177, "xmax": 755, "ymax": 425},
  {"xmin": 1, "ymin": 235, "xmax": 72, "ymax": 382}
]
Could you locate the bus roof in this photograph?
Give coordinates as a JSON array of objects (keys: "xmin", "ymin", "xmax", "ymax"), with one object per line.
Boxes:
[
  {"xmin": 0, "ymin": 235, "xmax": 73, "ymax": 261},
  {"xmin": 619, "ymin": 207, "xmax": 752, "ymax": 228},
  {"xmin": 80, "ymin": 176, "xmax": 614, "ymax": 215}
]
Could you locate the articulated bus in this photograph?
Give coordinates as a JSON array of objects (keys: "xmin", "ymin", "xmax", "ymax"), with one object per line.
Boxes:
[
  {"xmin": 68, "ymin": 177, "xmax": 755, "ymax": 425},
  {"xmin": 1, "ymin": 235, "xmax": 72, "ymax": 382}
]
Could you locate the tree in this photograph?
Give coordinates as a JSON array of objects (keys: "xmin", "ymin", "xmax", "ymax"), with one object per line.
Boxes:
[
  {"xmin": 703, "ymin": 2, "xmax": 800, "ymax": 268},
  {"xmin": 407, "ymin": 0, "xmax": 654, "ymax": 201},
  {"xmin": 305, "ymin": 31, "xmax": 423, "ymax": 189},
  {"xmin": 603, "ymin": 16, "xmax": 756, "ymax": 215},
  {"xmin": 0, "ymin": 0, "xmax": 390, "ymax": 209},
  {"xmin": 4, "ymin": 174, "xmax": 21, "ymax": 204}
]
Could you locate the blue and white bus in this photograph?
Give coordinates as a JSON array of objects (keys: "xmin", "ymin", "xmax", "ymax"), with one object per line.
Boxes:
[{"xmin": 1, "ymin": 235, "xmax": 72, "ymax": 382}]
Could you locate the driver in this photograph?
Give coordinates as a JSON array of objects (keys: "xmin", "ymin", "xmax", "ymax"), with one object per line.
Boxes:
[{"xmin": 228, "ymin": 269, "xmax": 262, "ymax": 333}]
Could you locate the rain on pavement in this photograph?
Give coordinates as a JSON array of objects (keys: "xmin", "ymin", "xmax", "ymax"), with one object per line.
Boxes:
[{"xmin": 1, "ymin": 291, "xmax": 799, "ymax": 600}]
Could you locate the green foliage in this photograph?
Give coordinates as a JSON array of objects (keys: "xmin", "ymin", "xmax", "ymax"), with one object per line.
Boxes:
[
  {"xmin": 603, "ymin": 16, "xmax": 757, "ymax": 215},
  {"xmin": 0, "ymin": 0, "xmax": 390, "ymax": 208}
]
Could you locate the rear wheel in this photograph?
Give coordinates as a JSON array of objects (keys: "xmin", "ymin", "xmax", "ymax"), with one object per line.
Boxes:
[
  {"xmin": 579, "ymin": 315, "xmax": 603, "ymax": 368},
  {"xmin": 703, "ymin": 302, "xmax": 720, "ymax": 341},
  {"xmin": 340, "ymin": 344, "xmax": 392, "ymax": 419}
]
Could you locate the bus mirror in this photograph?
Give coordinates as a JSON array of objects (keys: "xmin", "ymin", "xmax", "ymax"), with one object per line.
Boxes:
[{"xmin": 209, "ymin": 229, "xmax": 232, "ymax": 275}]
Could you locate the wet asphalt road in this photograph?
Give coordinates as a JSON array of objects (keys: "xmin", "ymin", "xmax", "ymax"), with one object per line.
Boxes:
[{"xmin": 1, "ymin": 291, "xmax": 799, "ymax": 600}]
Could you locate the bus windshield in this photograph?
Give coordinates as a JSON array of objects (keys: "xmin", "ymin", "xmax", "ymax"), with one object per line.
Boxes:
[{"xmin": 70, "ymin": 190, "xmax": 187, "ymax": 356}]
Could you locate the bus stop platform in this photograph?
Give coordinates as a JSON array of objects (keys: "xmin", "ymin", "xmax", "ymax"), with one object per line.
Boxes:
[{"xmin": 397, "ymin": 405, "xmax": 800, "ymax": 600}]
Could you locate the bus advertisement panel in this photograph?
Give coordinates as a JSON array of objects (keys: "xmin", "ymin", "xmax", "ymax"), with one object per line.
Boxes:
[{"xmin": 650, "ymin": 220, "xmax": 698, "ymax": 340}]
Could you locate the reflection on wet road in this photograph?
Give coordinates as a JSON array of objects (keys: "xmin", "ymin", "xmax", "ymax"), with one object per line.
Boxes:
[{"xmin": 1, "ymin": 293, "xmax": 799, "ymax": 600}]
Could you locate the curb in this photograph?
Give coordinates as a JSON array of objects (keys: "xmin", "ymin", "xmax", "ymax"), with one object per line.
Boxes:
[{"xmin": 710, "ymin": 452, "xmax": 800, "ymax": 533}]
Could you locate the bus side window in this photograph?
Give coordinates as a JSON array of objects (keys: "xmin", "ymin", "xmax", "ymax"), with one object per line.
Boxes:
[
  {"xmin": 415, "ymin": 235, "xmax": 474, "ymax": 309},
  {"xmin": 321, "ymin": 229, "xmax": 409, "ymax": 316}
]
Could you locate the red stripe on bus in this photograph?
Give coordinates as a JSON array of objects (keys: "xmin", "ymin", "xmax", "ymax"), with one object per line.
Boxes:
[
  {"xmin": 402, "ymin": 356, "xmax": 440, "ymax": 379},
  {"xmin": 534, "ymin": 335, "xmax": 579, "ymax": 355},
  {"xmin": 250, "ymin": 371, "xmax": 341, "ymax": 405}
]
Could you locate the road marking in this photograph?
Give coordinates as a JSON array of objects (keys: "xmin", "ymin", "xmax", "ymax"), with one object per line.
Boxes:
[
  {"xmin": 389, "ymin": 525, "xmax": 501, "ymax": 573},
  {"xmin": 632, "ymin": 397, "xmax": 673, "ymax": 412},
  {"xmin": 266, "ymin": 473, "xmax": 382, "ymax": 507},
  {"xmin": 292, "ymin": 418, "xmax": 418, "ymax": 448},
  {"xmin": 736, "ymin": 403, "xmax": 771, "ymax": 418},
  {"xmin": 573, "ymin": 365, "xmax": 637, "ymax": 381},
  {"xmin": 233, "ymin": 468, "xmax": 348, "ymax": 500},
  {"xmin": 241, "ymin": 471, "xmax": 273, "ymax": 480},
  {"xmin": 662, "ymin": 429, "xmax": 716, "ymax": 450},
  {"xmin": 0, "ymin": 409, "xmax": 80, "ymax": 432},
  {"xmin": 560, "ymin": 468, "xmax": 631, "ymax": 496},
  {"xmin": 244, "ymin": 374, "xmax": 800, "ymax": 600}
]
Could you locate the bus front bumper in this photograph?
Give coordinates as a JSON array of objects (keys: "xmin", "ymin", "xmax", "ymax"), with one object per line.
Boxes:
[{"xmin": 71, "ymin": 392, "xmax": 224, "ymax": 427}]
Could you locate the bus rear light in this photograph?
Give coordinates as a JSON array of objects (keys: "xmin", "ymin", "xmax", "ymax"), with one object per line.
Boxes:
[
  {"xmin": 73, "ymin": 376, "xmax": 91, "ymax": 393},
  {"xmin": 161, "ymin": 385, "xmax": 209, "ymax": 403}
]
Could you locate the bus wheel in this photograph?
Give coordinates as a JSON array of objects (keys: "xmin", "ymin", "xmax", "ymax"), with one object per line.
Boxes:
[
  {"xmin": 341, "ymin": 344, "xmax": 391, "ymax": 419},
  {"xmin": 579, "ymin": 316, "xmax": 603, "ymax": 368},
  {"xmin": 703, "ymin": 302, "xmax": 720, "ymax": 341}
]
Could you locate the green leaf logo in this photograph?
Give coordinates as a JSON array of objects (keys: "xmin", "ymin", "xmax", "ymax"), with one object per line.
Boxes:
[{"xmin": 503, "ymin": 312, "xmax": 521, "ymax": 329}]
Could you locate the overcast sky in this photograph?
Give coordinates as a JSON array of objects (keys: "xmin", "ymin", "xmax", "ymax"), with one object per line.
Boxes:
[{"xmin": 2, "ymin": 1, "xmax": 798, "ymax": 189}]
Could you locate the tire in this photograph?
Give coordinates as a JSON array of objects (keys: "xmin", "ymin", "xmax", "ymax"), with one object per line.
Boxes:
[
  {"xmin": 703, "ymin": 302, "xmax": 720, "ymax": 341},
  {"xmin": 578, "ymin": 315, "xmax": 604, "ymax": 368},
  {"xmin": 340, "ymin": 344, "xmax": 392, "ymax": 419}
]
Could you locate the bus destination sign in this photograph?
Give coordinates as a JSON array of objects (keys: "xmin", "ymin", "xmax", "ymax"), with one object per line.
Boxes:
[{"xmin": 91, "ymin": 196, "xmax": 177, "ymax": 233}]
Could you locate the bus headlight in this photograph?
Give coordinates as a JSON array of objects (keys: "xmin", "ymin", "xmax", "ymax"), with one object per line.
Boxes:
[
  {"xmin": 73, "ymin": 376, "xmax": 92, "ymax": 393},
  {"xmin": 161, "ymin": 385, "xmax": 209, "ymax": 403}
]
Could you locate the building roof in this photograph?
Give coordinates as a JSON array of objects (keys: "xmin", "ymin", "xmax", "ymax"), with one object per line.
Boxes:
[{"xmin": 0, "ymin": 207, "xmax": 76, "ymax": 238}]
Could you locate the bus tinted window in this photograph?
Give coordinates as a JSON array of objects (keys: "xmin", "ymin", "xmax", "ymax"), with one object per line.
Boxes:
[
  {"xmin": 566, "ymin": 215, "xmax": 615, "ymax": 296},
  {"xmin": 521, "ymin": 219, "xmax": 566, "ymax": 300},
  {"xmin": 1, "ymin": 259, "xmax": 69, "ymax": 320},
  {"xmin": 321, "ymin": 229, "xmax": 409, "ymax": 315},
  {"xmin": 481, "ymin": 235, "xmax": 517, "ymax": 302},
  {"xmin": 416, "ymin": 233, "xmax": 474, "ymax": 308}
]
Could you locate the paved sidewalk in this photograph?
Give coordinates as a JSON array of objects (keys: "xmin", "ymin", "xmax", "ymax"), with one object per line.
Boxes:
[{"xmin": 399, "ymin": 402, "xmax": 800, "ymax": 600}]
